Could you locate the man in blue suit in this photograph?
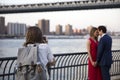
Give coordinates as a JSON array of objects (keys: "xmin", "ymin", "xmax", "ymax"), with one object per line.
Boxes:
[{"xmin": 96, "ymin": 25, "xmax": 113, "ymax": 80}]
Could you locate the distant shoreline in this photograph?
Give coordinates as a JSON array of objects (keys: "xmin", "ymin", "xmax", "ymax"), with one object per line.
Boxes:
[{"xmin": 0, "ymin": 35, "xmax": 120, "ymax": 39}]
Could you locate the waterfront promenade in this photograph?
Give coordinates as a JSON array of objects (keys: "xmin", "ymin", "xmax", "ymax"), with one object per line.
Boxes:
[
  {"xmin": 0, "ymin": 50, "xmax": 120, "ymax": 80},
  {"xmin": 0, "ymin": 0, "xmax": 120, "ymax": 79}
]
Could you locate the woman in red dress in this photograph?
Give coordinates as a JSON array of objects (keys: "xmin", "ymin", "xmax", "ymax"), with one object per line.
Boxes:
[{"xmin": 87, "ymin": 27, "xmax": 102, "ymax": 80}]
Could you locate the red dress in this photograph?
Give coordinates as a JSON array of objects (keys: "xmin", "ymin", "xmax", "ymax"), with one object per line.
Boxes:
[{"xmin": 88, "ymin": 38, "xmax": 102, "ymax": 80}]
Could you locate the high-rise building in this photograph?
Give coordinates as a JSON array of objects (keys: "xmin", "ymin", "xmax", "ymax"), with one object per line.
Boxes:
[
  {"xmin": 0, "ymin": 16, "xmax": 5, "ymax": 35},
  {"xmin": 56, "ymin": 24, "xmax": 62, "ymax": 35},
  {"xmin": 73, "ymin": 28, "xmax": 77, "ymax": 35},
  {"xmin": 7, "ymin": 22, "xmax": 27, "ymax": 36},
  {"xmin": 73, "ymin": 28, "xmax": 82, "ymax": 35},
  {"xmin": 65, "ymin": 24, "xmax": 73, "ymax": 35},
  {"xmin": 78, "ymin": 29, "xmax": 82, "ymax": 35},
  {"xmin": 38, "ymin": 19, "xmax": 50, "ymax": 35}
]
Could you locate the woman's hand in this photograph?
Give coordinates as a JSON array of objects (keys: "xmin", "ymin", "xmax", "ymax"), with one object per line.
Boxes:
[
  {"xmin": 37, "ymin": 64, "xmax": 43, "ymax": 73},
  {"xmin": 48, "ymin": 58, "xmax": 56, "ymax": 66},
  {"xmin": 91, "ymin": 61, "xmax": 96, "ymax": 67},
  {"xmin": 94, "ymin": 61, "xmax": 97, "ymax": 67}
]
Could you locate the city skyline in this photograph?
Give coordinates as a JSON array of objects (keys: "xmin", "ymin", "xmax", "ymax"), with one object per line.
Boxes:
[
  {"xmin": 0, "ymin": 17, "xmax": 89, "ymax": 36},
  {"xmin": 0, "ymin": 8, "xmax": 120, "ymax": 32}
]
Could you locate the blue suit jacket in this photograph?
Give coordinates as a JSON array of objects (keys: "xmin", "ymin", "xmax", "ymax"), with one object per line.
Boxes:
[{"xmin": 97, "ymin": 34, "xmax": 113, "ymax": 66}]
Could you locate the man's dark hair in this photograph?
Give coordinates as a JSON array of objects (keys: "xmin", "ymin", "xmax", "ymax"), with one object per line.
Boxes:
[{"xmin": 98, "ymin": 25, "xmax": 107, "ymax": 33}]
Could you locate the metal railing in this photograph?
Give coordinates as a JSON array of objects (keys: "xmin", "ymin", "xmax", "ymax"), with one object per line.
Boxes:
[{"xmin": 0, "ymin": 50, "xmax": 120, "ymax": 80}]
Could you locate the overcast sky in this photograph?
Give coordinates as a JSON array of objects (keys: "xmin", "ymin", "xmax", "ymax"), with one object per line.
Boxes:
[{"xmin": 0, "ymin": 0, "xmax": 120, "ymax": 32}]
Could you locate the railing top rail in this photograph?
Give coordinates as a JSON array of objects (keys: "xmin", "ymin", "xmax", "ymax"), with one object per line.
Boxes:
[
  {"xmin": 0, "ymin": 50, "xmax": 120, "ymax": 59},
  {"xmin": 0, "ymin": 57, "xmax": 17, "ymax": 60}
]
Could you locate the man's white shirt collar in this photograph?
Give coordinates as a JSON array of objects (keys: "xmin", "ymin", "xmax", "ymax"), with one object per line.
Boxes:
[
  {"xmin": 101, "ymin": 33, "xmax": 106, "ymax": 37},
  {"xmin": 98, "ymin": 33, "xmax": 106, "ymax": 41}
]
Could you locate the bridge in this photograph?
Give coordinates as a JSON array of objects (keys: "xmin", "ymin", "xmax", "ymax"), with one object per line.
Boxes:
[{"xmin": 0, "ymin": 0, "xmax": 120, "ymax": 14}]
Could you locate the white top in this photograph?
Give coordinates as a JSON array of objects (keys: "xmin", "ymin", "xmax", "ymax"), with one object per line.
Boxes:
[
  {"xmin": 27, "ymin": 43, "xmax": 54, "ymax": 70},
  {"xmin": 37, "ymin": 43, "xmax": 54, "ymax": 66}
]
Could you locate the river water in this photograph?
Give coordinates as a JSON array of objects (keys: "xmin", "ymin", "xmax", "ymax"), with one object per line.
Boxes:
[{"xmin": 0, "ymin": 38, "xmax": 120, "ymax": 57}]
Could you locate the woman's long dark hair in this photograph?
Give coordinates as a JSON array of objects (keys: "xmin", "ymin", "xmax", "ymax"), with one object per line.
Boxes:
[{"xmin": 24, "ymin": 27, "xmax": 43, "ymax": 46}]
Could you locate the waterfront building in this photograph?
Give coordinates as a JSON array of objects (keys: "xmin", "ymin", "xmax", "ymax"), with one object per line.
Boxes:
[
  {"xmin": 38, "ymin": 19, "xmax": 50, "ymax": 35},
  {"xmin": 73, "ymin": 28, "xmax": 77, "ymax": 34},
  {"xmin": 65, "ymin": 24, "xmax": 73, "ymax": 35},
  {"xmin": 0, "ymin": 16, "xmax": 5, "ymax": 35},
  {"xmin": 7, "ymin": 22, "xmax": 27, "ymax": 36},
  {"xmin": 81, "ymin": 28, "xmax": 88, "ymax": 35},
  {"xmin": 56, "ymin": 24, "xmax": 62, "ymax": 35}
]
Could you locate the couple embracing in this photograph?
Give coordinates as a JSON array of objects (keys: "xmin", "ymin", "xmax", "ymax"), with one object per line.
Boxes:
[{"xmin": 87, "ymin": 25, "xmax": 113, "ymax": 80}]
